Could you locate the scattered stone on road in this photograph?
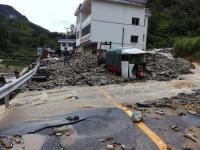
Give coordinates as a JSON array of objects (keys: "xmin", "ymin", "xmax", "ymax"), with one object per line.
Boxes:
[
  {"xmin": 187, "ymin": 110, "xmax": 198, "ymax": 116},
  {"xmin": 106, "ymin": 144, "xmax": 114, "ymax": 150},
  {"xmin": 0, "ymin": 137, "xmax": 13, "ymax": 149},
  {"xmin": 136, "ymin": 101, "xmax": 152, "ymax": 107},
  {"xmin": 131, "ymin": 111, "xmax": 143, "ymax": 123},
  {"xmin": 170, "ymin": 125, "xmax": 180, "ymax": 132},
  {"xmin": 66, "ymin": 115, "xmax": 80, "ymax": 121},
  {"xmin": 53, "ymin": 126, "xmax": 74, "ymax": 137},
  {"xmin": 183, "ymin": 145, "xmax": 194, "ymax": 150},
  {"xmin": 155, "ymin": 110, "xmax": 165, "ymax": 115},
  {"xmin": 184, "ymin": 132, "xmax": 197, "ymax": 142}
]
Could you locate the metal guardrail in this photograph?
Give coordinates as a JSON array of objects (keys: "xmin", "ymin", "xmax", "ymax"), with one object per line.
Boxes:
[{"xmin": 0, "ymin": 62, "xmax": 39, "ymax": 108}]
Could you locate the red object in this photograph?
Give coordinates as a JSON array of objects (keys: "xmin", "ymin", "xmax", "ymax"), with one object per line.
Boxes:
[
  {"xmin": 137, "ymin": 68, "xmax": 145, "ymax": 78},
  {"xmin": 106, "ymin": 65, "xmax": 121, "ymax": 75}
]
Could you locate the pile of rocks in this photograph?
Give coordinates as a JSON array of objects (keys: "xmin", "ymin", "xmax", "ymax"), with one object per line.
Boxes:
[
  {"xmin": 22, "ymin": 52, "xmax": 195, "ymax": 91},
  {"xmin": 22, "ymin": 54, "xmax": 128, "ymax": 91},
  {"xmin": 129, "ymin": 89, "xmax": 200, "ymax": 114},
  {"xmin": 0, "ymin": 135, "xmax": 23, "ymax": 149},
  {"xmin": 164, "ymin": 89, "xmax": 200, "ymax": 114},
  {"xmin": 122, "ymin": 89, "xmax": 200, "ymax": 150},
  {"xmin": 146, "ymin": 53, "xmax": 195, "ymax": 81}
]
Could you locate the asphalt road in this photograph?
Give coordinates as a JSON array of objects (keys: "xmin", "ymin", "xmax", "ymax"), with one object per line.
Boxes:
[{"xmin": 0, "ymin": 65, "xmax": 200, "ymax": 149}]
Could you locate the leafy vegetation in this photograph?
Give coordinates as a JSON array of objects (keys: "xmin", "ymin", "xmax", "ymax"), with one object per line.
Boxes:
[
  {"xmin": 0, "ymin": 14, "xmax": 65, "ymax": 57},
  {"xmin": 173, "ymin": 37, "xmax": 200, "ymax": 61},
  {"xmin": 147, "ymin": 0, "xmax": 200, "ymax": 48}
]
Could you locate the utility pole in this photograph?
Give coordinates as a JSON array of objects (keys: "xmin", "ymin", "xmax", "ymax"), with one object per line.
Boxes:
[
  {"xmin": 64, "ymin": 27, "xmax": 70, "ymax": 51},
  {"xmin": 64, "ymin": 27, "xmax": 70, "ymax": 39}
]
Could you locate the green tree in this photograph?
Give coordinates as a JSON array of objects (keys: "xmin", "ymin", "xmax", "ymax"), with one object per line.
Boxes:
[
  {"xmin": 0, "ymin": 24, "xmax": 8, "ymax": 53},
  {"xmin": 38, "ymin": 34, "xmax": 50, "ymax": 47}
]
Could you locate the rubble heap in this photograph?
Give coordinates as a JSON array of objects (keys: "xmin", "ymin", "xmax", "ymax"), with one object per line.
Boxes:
[
  {"xmin": 46, "ymin": 54, "xmax": 125, "ymax": 86},
  {"xmin": 123, "ymin": 89, "xmax": 200, "ymax": 116},
  {"xmin": 158, "ymin": 89, "xmax": 200, "ymax": 114},
  {"xmin": 130, "ymin": 89, "xmax": 200, "ymax": 115},
  {"xmin": 22, "ymin": 53, "xmax": 194, "ymax": 91},
  {"xmin": 23, "ymin": 54, "xmax": 127, "ymax": 91},
  {"xmin": 146, "ymin": 53, "xmax": 195, "ymax": 81}
]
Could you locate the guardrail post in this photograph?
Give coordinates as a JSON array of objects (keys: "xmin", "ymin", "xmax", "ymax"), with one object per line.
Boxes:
[
  {"xmin": 5, "ymin": 95, "xmax": 9, "ymax": 108},
  {"xmin": 0, "ymin": 62, "xmax": 39, "ymax": 106}
]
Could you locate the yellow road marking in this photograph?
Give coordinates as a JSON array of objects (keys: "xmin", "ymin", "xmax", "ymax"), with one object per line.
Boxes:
[{"xmin": 98, "ymin": 88, "xmax": 170, "ymax": 150}]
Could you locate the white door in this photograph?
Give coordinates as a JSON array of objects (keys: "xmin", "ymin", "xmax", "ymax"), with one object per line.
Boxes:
[{"xmin": 121, "ymin": 61, "xmax": 129, "ymax": 78}]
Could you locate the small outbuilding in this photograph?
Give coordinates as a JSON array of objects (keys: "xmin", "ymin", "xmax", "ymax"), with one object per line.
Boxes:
[
  {"xmin": 106, "ymin": 48, "xmax": 147, "ymax": 78},
  {"xmin": 58, "ymin": 39, "xmax": 76, "ymax": 51}
]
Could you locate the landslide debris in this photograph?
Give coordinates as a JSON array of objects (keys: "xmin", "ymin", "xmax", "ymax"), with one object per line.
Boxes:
[
  {"xmin": 146, "ymin": 53, "xmax": 195, "ymax": 81},
  {"xmin": 22, "ymin": 54, "xmax": 127, "ymax": 91},
  {"xmin": 126, "ymin": 89, "xmax": 200, "ymax": 115},
  {"xmin": 22, "ymin": 52, "xmax": 194, "ymax": 91}
]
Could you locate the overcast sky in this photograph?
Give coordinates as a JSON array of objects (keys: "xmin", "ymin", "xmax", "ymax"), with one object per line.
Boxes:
[{"xmin": 0, "ymin": 0, "xmax": 83, "ymax": 32}]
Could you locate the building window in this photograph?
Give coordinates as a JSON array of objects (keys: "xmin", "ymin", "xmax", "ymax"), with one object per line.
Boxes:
[
  {"xmin": 62, "ymin": 43, "xmax": 66, "ymax": 46},
  {"xmin": 68, "ymin": 43, "xmax": 74, "ymax": 46},
  {"xmin": 131, "ymin": 35, "xmax": 138, "ymax": 43},
  {"xmin": 132, "ymin": 17, "xmax": 140, "ymax": 25},
  {"xmin": 81, "ymin": 24, "xmax": 91, "ymax": 37},
  {"xmin": 76, "ymin": 31, "xmax": 79, "ymax": 39}
]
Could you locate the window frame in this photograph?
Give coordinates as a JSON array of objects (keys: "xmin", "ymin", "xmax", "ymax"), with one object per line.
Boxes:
[
  {"xmin": 81, "ymin": 24, "xmax": 91, "ymax": 37},
  {"xmin": 132, "ymin": 17, "xmax": 140, "ymax": 25},
  {"xmin": 131, "ymin": 35, "xmax": 139, "ymax": 43},
  {"xmin": 62, "ymin": 43, "xmax": 66, "ymax": 47}
]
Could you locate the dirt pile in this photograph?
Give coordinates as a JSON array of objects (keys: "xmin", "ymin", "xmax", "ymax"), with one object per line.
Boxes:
[
  {"xmin": 22, "ymin": 52, "xmax": 194, "ymax": 91},
  {"xmin": 146, "ymin": 53, "xmax": 195, "ymax": 81}
]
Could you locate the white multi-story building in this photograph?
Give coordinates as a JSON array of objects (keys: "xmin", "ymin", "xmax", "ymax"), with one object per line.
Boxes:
[
  {"xmin": 58, "ymin": 39, "xmax": 76, "ymax": 51},
  {"xmin": 75, "ymin": 0, "xmax": 149, "ymax": 52}
]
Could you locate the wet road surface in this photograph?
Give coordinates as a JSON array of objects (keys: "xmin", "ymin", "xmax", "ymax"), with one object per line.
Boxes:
[
  {"xmin": 0, "ymin": 108, "xmax": 199, "ymax": 150},
  {"xmin": 0, "ymin": 108, "xmax": 163, "ymax": 150},
  {"xmin": 0, "ymin": 65, "xmax": 200, "ymax": 149}
]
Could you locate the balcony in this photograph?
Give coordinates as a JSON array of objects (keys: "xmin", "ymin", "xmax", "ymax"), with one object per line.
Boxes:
[
  {"xmin": 80, "ymin": 33, "xmax": 91, "ymax": 44},
  {"xmin": 81, "ymin": 15, "xmax": 91, "ymax": 28}
]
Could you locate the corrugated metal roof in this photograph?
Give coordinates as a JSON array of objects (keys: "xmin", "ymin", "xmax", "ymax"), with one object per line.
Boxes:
[{"xmin": 121, "ymin": 48, "xmax": 147, "ymax": 54}]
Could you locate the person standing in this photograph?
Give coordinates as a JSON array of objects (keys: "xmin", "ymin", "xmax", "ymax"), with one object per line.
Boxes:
[
  {"xmin": 63, "ymin": 49, "xmax": 71, "ymax": 66},
  {"xmin": 14, "ymin": 69, "xmax": 20, "ymax": 79},
  {"xmin": 0, "ymin": 74, "xmax": 6, "ymax": 87}
]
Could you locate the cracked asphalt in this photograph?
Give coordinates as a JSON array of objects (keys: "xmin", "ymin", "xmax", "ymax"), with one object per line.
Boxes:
[{"xmin": 0, "ymin": 65, "xmax": 200, "ymax": 149}]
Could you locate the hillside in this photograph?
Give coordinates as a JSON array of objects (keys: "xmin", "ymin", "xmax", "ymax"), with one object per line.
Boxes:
[
  {"xmin": 0, "ymin": 4, "xmax": 28, "ymax": 22},
  {"xmin": 147, "ymin": 0, "xmax": 200, "ymax": 48},
  {"xmin": 0, "ymin": 4, "xmax": 65, "ymax": 60},
  {"xmin": 0, "ymin": 15, "xmax": 60, "ymax": 57}
]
